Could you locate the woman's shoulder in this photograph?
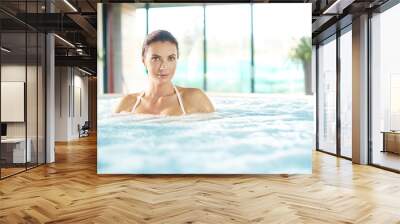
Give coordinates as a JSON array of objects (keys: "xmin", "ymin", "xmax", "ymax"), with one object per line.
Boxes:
[
  {"xmin": 176, "ymin": 86, "xmax": 215, "ymax": 113},
  {"xmin": 114, "ymin": 92, "xmax": 141, "ymax": 113},
  {"xmin": 176, "ymin": 86, "xmax": 204, "ymax": 97}
]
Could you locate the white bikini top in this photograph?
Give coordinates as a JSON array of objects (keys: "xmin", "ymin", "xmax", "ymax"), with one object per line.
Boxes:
[{"xmin": 131, "ymin": 86, "xmax": 186, "ymax": 115}]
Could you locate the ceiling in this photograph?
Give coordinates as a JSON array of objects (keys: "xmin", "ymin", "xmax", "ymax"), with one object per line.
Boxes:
[
  {"xmin": 0, "ymin": 0, "xmax": 393, "ymax": 75},
  {"xmin": 0, "ymin": 0, "xmax": 98, "ymax": 74}
]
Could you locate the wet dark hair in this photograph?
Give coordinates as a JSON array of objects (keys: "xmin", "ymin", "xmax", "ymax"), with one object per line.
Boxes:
[{"xmin": 141, "ymin": 30, "xmax": 179, "ymax": 58}]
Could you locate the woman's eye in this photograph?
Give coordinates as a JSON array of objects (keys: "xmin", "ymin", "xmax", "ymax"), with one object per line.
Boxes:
[
  {"xmin": 169, "ymin": 57, "xmax": 176, "ymax": 61},
  {"xmin": 151, "ymin": 57, "xmax": 159, "ymax": 61}
]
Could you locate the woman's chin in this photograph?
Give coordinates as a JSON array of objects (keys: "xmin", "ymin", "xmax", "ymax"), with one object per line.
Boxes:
[{"xmin": 151, "ymin": 76, "xmax": 172, "ymax": 83}]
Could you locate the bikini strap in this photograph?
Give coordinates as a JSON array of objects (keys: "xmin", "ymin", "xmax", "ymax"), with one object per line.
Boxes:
[
  {"xmin": 131, "ymin": 91, "xmax": 145, "ymax": 112},
  {"xmin": 174, "ymin": 86, "xmax": 186, "ymax": 115}
]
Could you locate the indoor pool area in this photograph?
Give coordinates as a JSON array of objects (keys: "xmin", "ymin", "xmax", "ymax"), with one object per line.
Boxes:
[{"xmin": 98, "ymin": 94, "xmax": 314, "ymax": 174}]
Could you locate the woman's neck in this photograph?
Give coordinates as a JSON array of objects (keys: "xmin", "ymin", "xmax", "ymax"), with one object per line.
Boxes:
[{"xmin": 145, "ymin": 82, "xmax": 175, "ymax": 101}]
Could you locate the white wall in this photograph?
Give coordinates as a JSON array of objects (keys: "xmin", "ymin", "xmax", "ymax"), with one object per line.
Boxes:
[
  {"xmin": 1, "ymin": 65, "xmax": 27, "ymax": 144},
  {"xmin": 1, "ymin": 65, "xmax": 39, "ymax": 138},
  {"xmin": 55, "ymin": 67, "xmax": 89, "ymax": 141},
  {"xmin": 72, "ymin": 73, "xmax": 89, "ymax": 138},
  {"xmin": 1, "ymin": 63, "xmax": 46, "ymax": 164}
]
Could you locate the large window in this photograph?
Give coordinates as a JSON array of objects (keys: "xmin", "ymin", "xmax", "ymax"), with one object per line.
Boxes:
[
  {"xmin": 316, "ymin": 27, "xmax": 353, "ymax": 159},
  {"xmin": 106, "ymin": 3, "xmax": 311, "ymax": 95},
  {"xmin": 340, "ymin": 28, "xmax": 352, "ymax": 158},
  {"xmin": 149, "ymin": 5, "xmax": 204, "ymax": 89},
  {"xmin": 371, "ymin": 3, "xmax": 400, "ymax": 171},
  {"xmin": 0, "ymin": 1, "xmax": 46, "ymax": 179},
  {"xmin": 1, "ymin": 31, "xmax": 28, "ymax": 177},
  {"xmin": 254, "ymin": 4, "xmax": 310, "ymax": 94},
  {"xmin": 317, "ymin": 36, "xmax": 337, "ymax": 154},
  {"xmin": 205, "ymin": 4, "xmax": 251, "ymax": 92}
]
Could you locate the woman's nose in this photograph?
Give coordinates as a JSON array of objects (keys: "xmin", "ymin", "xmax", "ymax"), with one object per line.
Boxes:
[{"xmin": 160, "ymin": 61, "xmax": 168, "ymax": 69}]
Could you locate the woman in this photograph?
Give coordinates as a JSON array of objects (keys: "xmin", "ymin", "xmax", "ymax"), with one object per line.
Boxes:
[{"xmin": 114, "ymin": 30, "xmax": 215, "ymax": 116}]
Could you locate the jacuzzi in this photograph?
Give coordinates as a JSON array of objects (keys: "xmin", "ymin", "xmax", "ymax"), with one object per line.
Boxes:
[{"xmin": 97, "ymin": 93, "xmax": 314, "ymax": 174}]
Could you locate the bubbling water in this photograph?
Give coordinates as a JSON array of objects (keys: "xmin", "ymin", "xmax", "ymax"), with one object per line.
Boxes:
[{"xmin": 98, "ymin": 94, "xmax": 314, "ymax": 174}]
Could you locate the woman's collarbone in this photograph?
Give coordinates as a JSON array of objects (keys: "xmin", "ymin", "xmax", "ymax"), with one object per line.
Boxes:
[{"xmin": 137, "ymin": 99, "xmax": 180, "ymax": 115}]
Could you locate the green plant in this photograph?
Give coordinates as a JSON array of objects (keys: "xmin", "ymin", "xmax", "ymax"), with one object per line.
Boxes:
[
  {"xmin": 289, "ymin": 37, "xmax": 311, "ymax": 64},
  {"xmin": 289, "ymin": 37, "xmax": 313, "ymax": 95}
]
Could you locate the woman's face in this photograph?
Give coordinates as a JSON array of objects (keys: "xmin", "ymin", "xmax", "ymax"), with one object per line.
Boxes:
[{"xmin": 143, "ymin": 41, "xmax": 178, "ymax": 84}]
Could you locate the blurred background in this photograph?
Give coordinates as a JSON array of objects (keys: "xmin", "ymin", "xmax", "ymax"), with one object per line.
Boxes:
[{"xmin": 97, "ymin": 3, "xmax": 312, "ymax": 95}]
